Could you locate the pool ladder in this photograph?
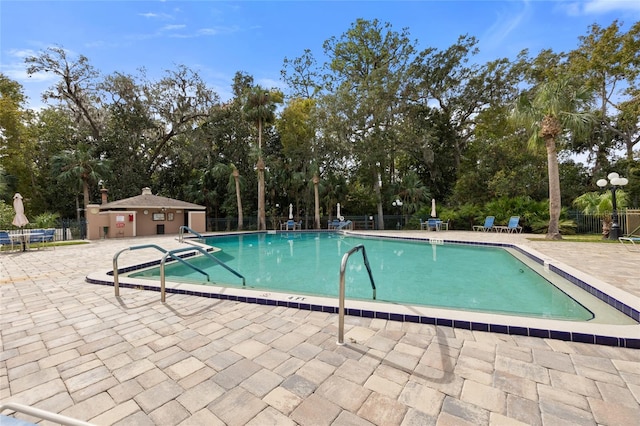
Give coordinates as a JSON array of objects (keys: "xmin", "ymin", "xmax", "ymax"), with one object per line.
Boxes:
[
  {"xmin": 178, "ymin": 225, "xmax": 204, "ymax": 243},
  {"xmin": 113, "ymin": 244, "xmax": 245, "ymax": 302},
  {"xmin": 337, "ymin": 244, "xmax": 376, "ymax": 345}
]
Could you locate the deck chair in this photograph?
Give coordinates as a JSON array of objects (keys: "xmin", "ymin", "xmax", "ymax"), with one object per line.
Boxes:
[
  {"xmin": 0, "ymin": 231, "xmax": 16, "ymax": 252},
  {"xmin": 281, "ymin": 220, "xmax": 297, "ymax": 231},
  {"xmin": 619, "ymin": 225, "xmax": 640, "ymax": 252},
  {"xmin": 473, "ymin": 216, "xmax": 495, "ymax": 232},
  {"xmin": 496, "ymin": 216, "xmax": 522, "ymax": 233}
]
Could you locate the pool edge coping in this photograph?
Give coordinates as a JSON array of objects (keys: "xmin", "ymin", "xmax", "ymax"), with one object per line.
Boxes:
[{"xmin": 85, "ymin": 231, "xmax": 640, "ymax": 349}]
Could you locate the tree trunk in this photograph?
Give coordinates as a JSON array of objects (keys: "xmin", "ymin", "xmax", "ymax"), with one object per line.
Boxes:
[
  {"xmin": 257, "ymin": 157, "xmax": 266, "ymax": 230},
  {"xmin": 233, "ymin": 168, "xmax": 243, "ymax": 231},
  {"xmin": 313, "ymin": 173, "xmax": 320, "ymax": 229},
  {"xmin": 257, "ymin": 119, "xmax": 266, "ymax": 230},
  {"xmin": 82, "ymin": 180, "xmax": 90, "ymax": 214},
  {"xmin": 545, "ymin": 137, "xmax": 562, "ymax": 240},
  {"xmin": 373, "ymin": 169, "xmax": 384, "ymax": 230}
]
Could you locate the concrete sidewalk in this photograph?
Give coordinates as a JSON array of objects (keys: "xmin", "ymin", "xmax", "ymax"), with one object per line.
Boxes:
[{"xmin": 1, "ymin": 232, "xmax": 639, "ymax": 425}]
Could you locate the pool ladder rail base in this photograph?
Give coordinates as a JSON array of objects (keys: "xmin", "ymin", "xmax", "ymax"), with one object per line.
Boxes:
[{"xmin": 337, "ymin": 244, "xmax": 376, "ymax": 345}]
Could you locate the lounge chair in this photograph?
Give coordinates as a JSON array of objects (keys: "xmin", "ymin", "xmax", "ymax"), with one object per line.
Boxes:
[
  {"xmin": 473, "ymin": 216, "xmax": 495, "ymax": 232},
  {"xmin": 420, "ymin": 218, "xmax": 438, "ymax": 231},
  {"xmin": 281, "ymin": 220, "xmax": 298, "ymax": 231},
  {"xmin": 495, "ymin": 216, "xmax": 522, "ymax": 233},
  {"xmin": 619, "ymin": 225, "xmax": 640, "ymax": 252},
  {"xmin": 0, "ymin": 231, "xmax": 16, "ymax": 252}
]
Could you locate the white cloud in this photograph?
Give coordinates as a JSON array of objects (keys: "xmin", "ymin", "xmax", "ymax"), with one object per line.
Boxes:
[
  {"xmin": 562, "ymin": 0, "xmax": 640, "ymax": 15},
  {"xmin": 139, "ymin": 12, "xmax": 173, "ymax": 20},
  {"xmin": 161, "ymin": 24, "xmax": 186, "ymax": 31},
  {"xmin": 481, "ymin": 0, "xmax": 532, "ymax": 50},
  {"xmin": 583, "ymin": 0, "xmax": 640, "ymax": 14}
]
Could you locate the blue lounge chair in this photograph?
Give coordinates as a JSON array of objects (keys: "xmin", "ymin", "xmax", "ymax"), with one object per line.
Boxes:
[
  {"xmin": 420, "ymin": 218, "xmax": 443, "ymax": 231},
  {"xmin": 0, "ymin": 231, "xmax": 16, "ymax": 252},
  {"xmin": 473, "ymin": 216, "xmax": 495, "ymax": 232},
  {"xmin": 496, "ymin": 216, "xmax": 522, "ymax": 233}
]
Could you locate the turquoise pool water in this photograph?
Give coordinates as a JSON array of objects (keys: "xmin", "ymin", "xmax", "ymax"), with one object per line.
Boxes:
[{"xmin": 129, "ymin": 233, "xmax": 594, "ymax": 321}]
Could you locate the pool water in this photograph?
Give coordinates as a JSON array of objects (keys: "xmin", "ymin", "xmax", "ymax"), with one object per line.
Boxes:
[{"xmin": 129, "ymin": 233, "xmax": 594, "ymax": 321}]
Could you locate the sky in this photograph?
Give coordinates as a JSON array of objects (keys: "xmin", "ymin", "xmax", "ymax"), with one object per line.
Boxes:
[{"xmin": 1, "ymin": 0, "xmax": 640, "ymax": 110}]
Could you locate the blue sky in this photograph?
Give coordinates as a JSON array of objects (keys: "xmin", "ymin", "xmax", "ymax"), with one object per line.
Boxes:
[{"xmin": 2, "ymin": 0, "xmax": 640, "ymax": 109}]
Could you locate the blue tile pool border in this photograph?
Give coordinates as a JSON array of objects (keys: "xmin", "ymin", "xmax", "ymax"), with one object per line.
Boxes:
[{"xmin": 86, "ymin": 232, "xmax": 640, "ymax": 349}]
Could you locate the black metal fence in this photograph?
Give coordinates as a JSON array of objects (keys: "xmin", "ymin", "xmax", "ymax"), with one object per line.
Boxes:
[
  {"xmin": 56, "ymin": 210, "xmax": 640, "ymax": 239},
  {"xmin": 566, "ymin": 209, "xmax": 640, "ymax": 235}
]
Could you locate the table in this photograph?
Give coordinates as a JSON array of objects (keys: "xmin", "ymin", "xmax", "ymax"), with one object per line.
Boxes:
[{"xmin": 9, "ymin": 232, "xmax": 44, "ymax": 252}]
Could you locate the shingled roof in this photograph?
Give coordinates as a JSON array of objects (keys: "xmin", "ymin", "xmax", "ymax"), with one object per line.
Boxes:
[{"xmin": 100, "ymin": 187, "xmax": 206, "ymax": 210}]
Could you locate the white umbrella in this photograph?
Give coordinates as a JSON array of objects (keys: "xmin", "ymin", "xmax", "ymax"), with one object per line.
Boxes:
[
  {"xmin": 430, "ymin": 199, "xmax": 437, "ymax": 218},
  {"xmin": 289, "ymin": 203, "xmax": 293, "ymax": 220},
  {"xmin": 337, "ymin": 203, "xmax": 341, "ymax": 220},
  {"xmin": 12, "ymin": 193, "xmax": 29, "ymax": 228}
]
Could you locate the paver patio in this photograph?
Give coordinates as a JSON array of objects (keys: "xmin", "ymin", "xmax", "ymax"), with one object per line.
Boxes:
[{"xmin": 1, "ymin": 231, "xmax": 639, "ymax": 425}]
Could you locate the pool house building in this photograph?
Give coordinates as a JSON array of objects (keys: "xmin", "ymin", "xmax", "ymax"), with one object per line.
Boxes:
[{"xmin": 85, "ymin": 187, "xmax": 206, "ymax": 240}]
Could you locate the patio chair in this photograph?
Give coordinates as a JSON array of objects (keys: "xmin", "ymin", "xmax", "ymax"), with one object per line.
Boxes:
[
  {"xmin": 495, "ymin": 216, "xmax": 522, "ymax": 233},
  {"xmin": 473, "ymin": 216, "xmax": 495, "ymax": 232},
  {"xmin": 619, "ymin": 225, "xmax": 640, "ymax": 252},
  {"xmin": 0, "ymin": 231, "xmax": 16, "ymax": 252}
]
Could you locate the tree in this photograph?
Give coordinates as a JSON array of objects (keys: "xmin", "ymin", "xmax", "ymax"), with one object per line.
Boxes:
[
  {"xmin": 242, "ymin": 85, "xmax": 283, "ymax": 230},
  {"xmin": 0, "ymin": 74, "xmax": 33, "ymax": 199},
  {"xmin": 569, "ymin": 20, "xmax": 640, "ymax": 161},
  {"xmin": 321, "ymin": 19, "xmax": 416, "ymax": 229},
  {"xmin": 25, "ymin": 46, "xmax": 104, "ymax": 141},
  {"xmin": 511, "ymin": 76, "xmax": 594, "ymax": 239},
  {"xmin": 52, "ymin": 144, "xmax": 110, "ymax": 219}
]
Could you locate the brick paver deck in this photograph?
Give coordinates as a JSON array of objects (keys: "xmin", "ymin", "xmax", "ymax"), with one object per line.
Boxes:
[{"xmin": 1, "ymin": 231, "xmax": 639, "ymax": 425}]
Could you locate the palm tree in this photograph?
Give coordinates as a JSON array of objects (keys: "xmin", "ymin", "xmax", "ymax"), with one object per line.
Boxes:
[
  {"xmin": 231, "ymin": 165, "xmax": 243, "ymax": 231},
  {"xmin": 573, "ymin": 190, "xmax": 628, "ymax": 237},
  {"xmin": 511, "ymin": 77, "xmax": 593, "ymax": 239},
  {"xmin": 211, "ymin": 163, "xmax": 244, "ymax": 231},
  {"xmin": 52, "ymin": 145, "xmax": 110, "ymax": 219},
  {"xmin": 312, "ymin": 172, "xmax": 320, "ymax": 229},
  {"xmin": 242, "ymin": 86, "xmax": 282, "ymax": 230}
]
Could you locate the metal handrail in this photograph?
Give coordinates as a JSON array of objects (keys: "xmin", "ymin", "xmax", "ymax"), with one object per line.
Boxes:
[
  {"xmin": 1, "ymin": 402, "xmax": 94, "ymax": 426},
  {"xmin": 113, "ymin": 244, "xmax": 245, "ymax": 299},
  {"xmin": 159, "ymin": 246, "xmax": 246, "ymax": 302},
  {"xmin": 337, "ymin": 244, "xmax": 376, "ymax": 345},
  {"xmin": 179, "ymin": 225, "xmax": 203, "ymax": 242},
  {"xmin": 335, "ymin": 220, "xmax": 353, "ymax": 230}
]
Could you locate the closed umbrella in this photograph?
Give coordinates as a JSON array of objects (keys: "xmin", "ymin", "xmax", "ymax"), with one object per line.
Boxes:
[
  {"xmin": 431, "ymin": 199, "xmax": 437, "ymax": 218},
  {"xmin": 289, "ymin": 203, "xmax": 293, "ymax": 220},
  {"xmin": 12, "ymin": 193, "xmax": 29, "ymax": 228},
  {"xmin": 12, "ymin": 193, "xmax": 29, "ymax": 251},
  {"xmin": 337, "ymin": 203, "xmax": 341, "ymax": 220}
]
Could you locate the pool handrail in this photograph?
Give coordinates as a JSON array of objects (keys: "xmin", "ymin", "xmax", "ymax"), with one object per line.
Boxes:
[
  {"xmin": 337, "ymin": 244, "xmax": 376, "ymax": 345},
  {"xmin": 1, "ymin": 402, "xmax": 93, "ymax": 426},
  {"xmin": 159, "ymin": 246, "xmax": 246, "ymax": 302},
  {"xmin": 335, "ymin": 220, "xmax": 353, "ymax": 230},
  {"xmin": 179, "ymin": 225, "xmax": 204, "ymax": 243},
  {"xmin": 113, "ymin": 244, "xmax": 246, "ymax": 299}
]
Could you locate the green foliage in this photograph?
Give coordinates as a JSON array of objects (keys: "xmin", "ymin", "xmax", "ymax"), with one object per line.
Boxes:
[
  {"xmin": 33, "ymin": 212, "xmax": 60, "ymax": 228},
  {"xmin": 3, "ymin": 21, "xmax": 638, "ymax": 231},
  {"xmin": 0, "ymin": 200, "xmax": 15, "ymax": 229}
]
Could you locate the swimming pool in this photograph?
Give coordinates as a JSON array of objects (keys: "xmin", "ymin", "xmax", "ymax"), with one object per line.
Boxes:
[
  {"xmin": 131, "ymin": 232, "xmax": 595, "ymax": 321},
  {"xmin": 88, "ymin": 231, "xmax": 640, "ymax": 348}
]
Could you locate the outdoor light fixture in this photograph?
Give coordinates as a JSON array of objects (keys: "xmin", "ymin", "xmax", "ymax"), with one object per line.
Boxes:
[
  {"xmin": 596, "ymin": 172, "xmax": 628, "ymax": 240},
  {"xmin": 392, "ymin": 198, "xmax": 403, "ymax": 229}
]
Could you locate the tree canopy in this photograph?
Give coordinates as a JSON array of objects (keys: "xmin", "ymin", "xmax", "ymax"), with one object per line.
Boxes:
[{"xmin": 1, "ymin": 19, "xmax": 638, "ymax": 232}]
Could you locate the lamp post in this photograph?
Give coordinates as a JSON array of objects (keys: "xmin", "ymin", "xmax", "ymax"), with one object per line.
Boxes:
[
  {"xmin": 596, "ymin": 172, "xmax": 628, "ymax": 240},
  {"xmin": 392, "ymin": 199, "xmax": 403, "ymax": 229}
]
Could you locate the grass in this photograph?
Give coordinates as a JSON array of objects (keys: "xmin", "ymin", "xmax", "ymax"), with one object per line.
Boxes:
[
  {"xmin": 1, "ymin": 240, "xmax": 90, "ymax": 252},
  {"xmin": 527, "ymin": 234, "xmax": 619, "ymax": 243}
]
